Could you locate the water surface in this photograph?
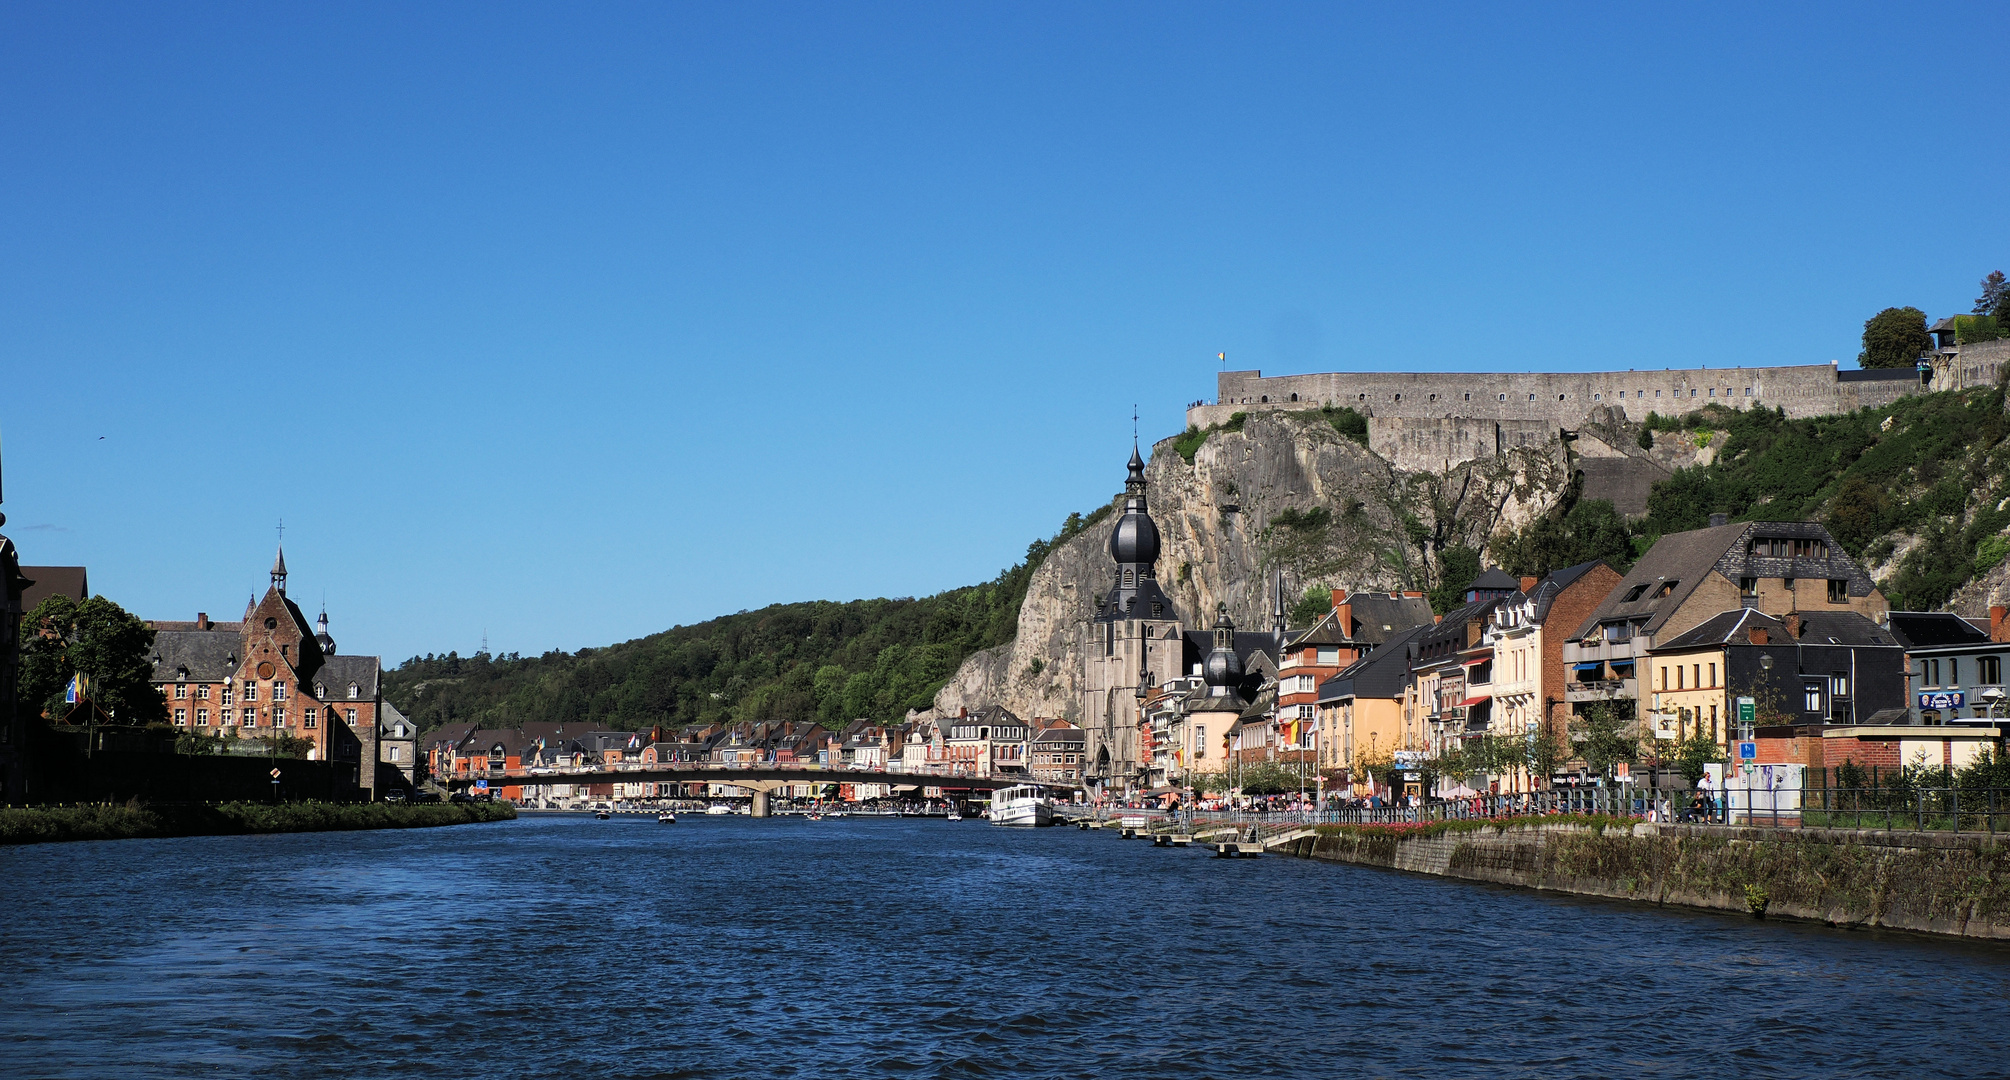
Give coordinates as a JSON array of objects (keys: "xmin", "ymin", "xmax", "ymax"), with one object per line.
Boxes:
[{"xmin": 3, "ymin": 814, "xmax": 2005, "ymax": 1078}]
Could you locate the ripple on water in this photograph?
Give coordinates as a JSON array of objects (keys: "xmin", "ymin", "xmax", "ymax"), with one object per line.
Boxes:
[{"xmin": 3, "ymin": 816, "xmax": 2010, "ymax": 1078}]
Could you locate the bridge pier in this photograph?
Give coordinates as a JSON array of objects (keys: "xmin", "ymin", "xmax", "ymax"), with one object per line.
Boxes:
[{"xmin": 750, "ymin": 789, "xmax": 771, "ymax": 818}]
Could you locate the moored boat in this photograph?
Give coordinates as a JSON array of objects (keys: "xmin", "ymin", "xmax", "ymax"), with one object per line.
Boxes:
[
  {"xmin": 704, "ymin": 804, "xmax": 731, "ymax": 816},
  {"xmin": 658, "ymin": 812, "xmax": 677, "ymax": 823},
  {"xmin": 989, "ymin": 784, "xmax": 1054, "ymax": 827}
]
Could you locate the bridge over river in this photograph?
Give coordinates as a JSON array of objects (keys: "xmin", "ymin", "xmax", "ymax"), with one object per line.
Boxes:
[{"xmin": 443, "ymin": 764, "xmax": 1080, "ymax": 816}]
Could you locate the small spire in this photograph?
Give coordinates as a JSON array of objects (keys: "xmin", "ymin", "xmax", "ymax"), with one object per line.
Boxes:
[{"xmin": 270, "ymin": 543, "xmax": 288, "ymax": 595}]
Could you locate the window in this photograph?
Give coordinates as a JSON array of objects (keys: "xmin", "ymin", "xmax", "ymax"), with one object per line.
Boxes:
[
  {"xmin": 221, "ymin": 684, "xmax": 233, "ymax": 705},
  {"xmin": 1831, "ymin": 673, "xmax": 1848, "ymax": 697},
  {"xmin": 1652, "ymin": 581, "xmax": 1678, "ymax": 599},
  {"xmin": 1927, "ymin": 659, "xmax": 1941, "ymax": 686},
  {"xmin": 1660, "ymin": 666, "xmax": 1669, "ymax": 691},
  {"xmin": 1950, "ymin": 659, "xmax": 1960, "ymax": 685},
  {"xmin": 195, "ymin": 684, "xmax": 209, "ymax": 700},
  {"xmin": 388, "ymin": 746, "xmax": 400, "ymax": 762},
  {"xmin": 272, "ymin": 682, "xmax": 287, "ymax": 701},
  {"xmin": 1739, "ymin": 577, "xmax": 1758, "ymax": 597},
  {"xmin": 1784, "ymin": 577, "xmax": 1796, "ymax": 591},
  {"xmin": 1675, "ymin": 666, "xmax": 1685, "ymax": 690},
  {"xmin": 1827, "ymin": 579, "xmax": 1847, "ymax": 603},
  {"xmin": 346, "ymin": 709, "xmax": 357, "ymax": 724},
  {"xmin": 1622, "ymin": 585, "xmax": 1649, "ymax": 603},
  {"xmin": 174, "ymin": 684, "xmax": 187, "ymax": 699},
  {"xmin": 1708, "ymin": 662, "xmax": 1717, "ymax": 687},
  {"xmin": 195, "ymin": 709, "xmax": 208, "ymax": 726},
  {"xmin": 1318, "ymin": 647, "xmax": 1339, "ymax": 665},
  {"xmin": 243, "ymin": 680, "xmax": 257, "ymax": 701},
  {"xmin": 1745, "ymin": 387, "xmax": 1753, "ymax": 396},
  {"xmin": 174, "ymin": 708, "xmax": 187, "ymax": 726},
  {"xmin": 304, "ymin": 708, "xmax": 317, "ymax": 729},
  {"xmin": 1692, "ymin": 663, "xmax": 1701, "ymax": 689},
  {"xmin": 1982, "ymin": 657, "xmax": 2002, "ymax": 685},
  {"xmin": 1804, "ymin": 681, "xmax": 1824, "ymax": 712}
]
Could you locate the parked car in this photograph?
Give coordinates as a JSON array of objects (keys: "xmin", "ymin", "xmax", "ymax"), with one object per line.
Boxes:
[{"xmin": 384, "ymin": 789, "xmax": 407, "ymax": 803}]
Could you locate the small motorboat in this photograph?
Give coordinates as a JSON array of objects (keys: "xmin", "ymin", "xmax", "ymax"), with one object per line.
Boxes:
[
  {"xmin": 805, "ymin": 812, "xmax": 824, "ymax": 821},
  {"xmin": 657, "ymin": 812, "xmax": 677, "ymax": 824},
  {"xmin": 595, "ymin": 809, "xmax": 611, "ymax": 820},
  {"xmin": 946, "ymin": 810, "xmax": 963, "ymax": 822},
  {"xmin": 704, "ymin": 804, "xmax": 731, "ymax": 816}
]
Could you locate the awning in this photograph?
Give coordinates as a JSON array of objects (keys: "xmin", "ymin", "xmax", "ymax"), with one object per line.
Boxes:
[
  {"xmin": 1572, "ymin": 662, "xmax": 1603, "ymax": 671},
  {"xmin": 1609, "ymin": 658, "xmax": 1636, "ymax": 668},
  {"xmin": 1458, "ymin": 693, "xmax": 1491, "ymax": 707}
]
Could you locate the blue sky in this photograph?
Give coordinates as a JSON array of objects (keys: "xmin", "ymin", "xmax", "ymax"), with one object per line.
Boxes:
[{"xmin": 3, "ymin": 2, "xmax": 2005, "ymax": 663}]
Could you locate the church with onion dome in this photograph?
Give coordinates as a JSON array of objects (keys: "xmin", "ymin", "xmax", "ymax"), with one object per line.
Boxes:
[{"xmin": 1079, "ymin": 444, "xmax": 1283, "ymax": 800}]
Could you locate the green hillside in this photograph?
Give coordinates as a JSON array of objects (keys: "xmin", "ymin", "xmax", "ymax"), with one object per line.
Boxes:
[{"xmin": 383, "ymin": 507, "xmax": 1109, "ymax": 734}]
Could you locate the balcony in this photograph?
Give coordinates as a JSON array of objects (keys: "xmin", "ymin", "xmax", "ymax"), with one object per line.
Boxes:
[{"xmin": 1565, "ymin": 679, "xmax": 1634, "ymax": 703}]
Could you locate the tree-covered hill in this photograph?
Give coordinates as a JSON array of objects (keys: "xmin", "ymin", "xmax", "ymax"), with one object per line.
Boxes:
[{"xmin": 383, "ymin": 507, "xmax": 1110, "ymax": 735}]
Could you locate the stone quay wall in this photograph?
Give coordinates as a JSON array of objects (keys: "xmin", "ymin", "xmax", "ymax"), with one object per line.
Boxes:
[
  {"xmin": 1188, "ymin": 363, "xmax": 1926, "ymax": 433},
  {"xmin": 1287, "ymin": 821, "xmax": 2010, "ymax": 940}
]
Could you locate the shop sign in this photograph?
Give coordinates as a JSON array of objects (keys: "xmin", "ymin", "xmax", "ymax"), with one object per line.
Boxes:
[{"xmin": 1919, "ymin": 691, "xmax": 1965, "ymax": 710}]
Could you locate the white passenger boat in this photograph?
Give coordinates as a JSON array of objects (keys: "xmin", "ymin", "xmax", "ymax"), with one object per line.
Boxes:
[
  {"xmin": 705, "ymin": 804, "xmax": 732, "ymax": 816},
  {"xmin": 657, "ymin": 812, "xmax": 677, "ymax": 824},
  {"xmin": 989, "ymin": 785, "xmax": 1054, "ymax": 828}
]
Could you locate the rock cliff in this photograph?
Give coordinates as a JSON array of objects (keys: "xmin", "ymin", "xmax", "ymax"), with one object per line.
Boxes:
[{"xmin": 920, "ymin": 410, "xmax": 1574, "ymax": 723}]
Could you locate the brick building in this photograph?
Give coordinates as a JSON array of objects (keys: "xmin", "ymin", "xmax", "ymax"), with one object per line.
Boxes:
[{"xmin": 147, "ymin": 547, "xmax": 386, "ymax": 797}]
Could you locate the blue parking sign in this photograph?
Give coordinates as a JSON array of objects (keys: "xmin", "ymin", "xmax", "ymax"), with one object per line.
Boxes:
[
  {"xmin": 476, "ymin": 779, "xmax": 489, "ymax": 791},
  {"xmin": 1737, "ymin": 741, "xmax": 1756, "ymax": 761}
]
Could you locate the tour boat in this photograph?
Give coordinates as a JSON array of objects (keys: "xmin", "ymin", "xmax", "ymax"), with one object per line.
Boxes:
[
  {"xmin": 989, "ymin": 785, "xmax": 1054, "ymax": 828},
  {"xmin": 705, "ymin": 804, "xmax": 732, "ymax": 816}
]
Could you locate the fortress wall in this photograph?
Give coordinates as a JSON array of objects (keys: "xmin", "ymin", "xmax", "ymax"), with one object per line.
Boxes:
[
  {"xmin": 1369, "ymin": 417, "xmax": 1558, "ymax": 473},
  {"xmin": 1930, "ymin": 339, "xmax": 2010, "ymax": 393},
  {"xmin": 1187, "ymin": 363, "xmax": 1924, "ymax": 431}
]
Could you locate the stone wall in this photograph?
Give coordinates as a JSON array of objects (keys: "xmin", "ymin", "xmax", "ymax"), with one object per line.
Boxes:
[
  {"xmin": 1189, "ymin": 363, "xmax": 1926, "ymax": 431},
  {"xmin": 1291, "ymin": 821, "xmax": 2010, "ymax": 939}
]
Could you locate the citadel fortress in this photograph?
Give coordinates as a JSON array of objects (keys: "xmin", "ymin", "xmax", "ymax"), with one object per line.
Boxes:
[{"xmin": 1186, "ymin": 338, "xmax": 2009, "ymax": 479}]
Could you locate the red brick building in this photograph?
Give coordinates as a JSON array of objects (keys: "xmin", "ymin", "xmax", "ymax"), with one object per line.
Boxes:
[{"xmin": 148, "ymin": 547, "xmax": 385, "ymax": 796}]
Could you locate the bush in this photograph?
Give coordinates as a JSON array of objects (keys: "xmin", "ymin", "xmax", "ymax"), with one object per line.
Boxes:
[
  {"xmin": 1955, "ymin": 314, "xmax": 2004, "ymax": 345},
  {"xmin": 0, "ymin": 800, "xmax": 516, "ymax": 846},
  {"xmin": 1172, "ymin": 426, "xmax": 1208, "ymax": 463}
]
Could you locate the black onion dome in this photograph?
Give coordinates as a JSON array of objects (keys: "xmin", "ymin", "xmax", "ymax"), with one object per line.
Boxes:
[
  {"xmin": 1108, "ymin": 500, "xmax": 1161, "ymax": 565},
  {"xmin": 1126, "ymin": 443, "xmax": 1146, "ymax": 486},
  {"xmin": 1203, "ymin": 641, "xmax": 1243, "ymax": 688}
]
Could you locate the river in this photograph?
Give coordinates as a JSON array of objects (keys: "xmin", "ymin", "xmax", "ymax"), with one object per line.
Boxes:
[{"xmin": 2, "ymin": 813, "xmax": 2006, "ymax": 1078}]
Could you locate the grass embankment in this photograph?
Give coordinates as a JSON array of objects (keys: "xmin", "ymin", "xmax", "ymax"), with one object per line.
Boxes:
[
  {"xmin": 0, "ymin": 800, "xmax": 516, "ymax": 846},
  {"xmin": 1312, "ymin": 814, "xmax": 1635, "ymax": 841}
]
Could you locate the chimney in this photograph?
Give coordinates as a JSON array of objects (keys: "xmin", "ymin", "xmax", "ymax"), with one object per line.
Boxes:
[
  {"xmin": 196, "ymin": 612, "xmax": 209, "ymax": 631},
  {"xmin": 1709, "ymin": 513, "xmax": 1729, "ymax": 527},
  {"xmin": 1748, "ymin": 627, "xmax": 1768, "ymax": 645},
  {"xmin": 1993, "ymin": 606, "xmax": 2008, "ymax": 643},
  {"xmin": 1784, "ymin": 613, "xmax": 1803, "ymax": 639},
  {"xmin": 1520, "ymin": 576, "xmax": 1538, "ymax": 593},
  {"xmin": 1332, "ymin": 590, "xmax": 1352, "ymax": 638},
  {"xmin": 1403, "ymin": 591, "xmax": 1424, "ymax": 599}
]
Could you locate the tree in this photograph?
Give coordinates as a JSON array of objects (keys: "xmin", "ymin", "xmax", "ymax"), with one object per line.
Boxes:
[
  {"xmin": 1668, "ymin": 733, "xmax": 1727, "ymax": 785},
  {"xmin": 1428, "ymin": 546, "xmax": 1482, "ymax": 614},
  {"xmin": 1977, "ymin": 271, "xmax": 2008, "ymax": 319},
  {"xmin": 1288, "ymin": 585, "xmax": 1333, "ymax": 627},
  {"xmin": 1858, "ymin": 306, "xmax": 1931, "ymax": 369},
  {"xmin": 1495, "ymin": 499, "xmax": 1634, "ymax": 579},
  {"xmin": 1569, "ymin": 701, "xmax": 1638, "ymax": 779},
  {"xmin": 17, "ymin": 594, "xmax": 166, "ymax": 724}
]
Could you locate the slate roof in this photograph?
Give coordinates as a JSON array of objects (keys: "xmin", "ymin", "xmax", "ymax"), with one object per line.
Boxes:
[
  {"xmin": 1656, "ymin": 608, "xmax": 1899, "ymax": 651},
  {"xmin": 1318, "ymin": 622, "xmax": 1431, "ymax": 703},
  {"xmin": 18, "ymin": 566, "xmax": 87, "ymax": 612},
  {"xmin": 1034, "ymin": 725, "xmax": 1085, "ymax": 744},
  {"xmin": 149, "ymin": 629, "xmax": 242, "ymax": 682},
  {"xmin": 379, "ymin": 700, "xmax": 414, "ymax": 740},
  {"xmin": 1469, "ymin": 568, "xmax": 1521, "ymax": 592},
  {"xmin": 1289, "ymin": 593, "xmax": 1434, "ymax": 648},
  {"xmin": 422, "ymin": 722, "xmax": 479, "ymax": 754},
  {"xmin": 312, "ymin": 655, "xmax": 381, "ymax": 700},
  {"xmin": 1569, "ymin": 521, "xmax": 1873, "ymax": 642},
  {"xmin": 1885, "ymin": 612, "xmax": 1992, "ymax": 649}
]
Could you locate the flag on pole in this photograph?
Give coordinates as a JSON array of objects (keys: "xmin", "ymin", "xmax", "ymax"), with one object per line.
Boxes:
[{"xmin": 65, "ymin": 674, "xmax": 80, "ymax": 704}]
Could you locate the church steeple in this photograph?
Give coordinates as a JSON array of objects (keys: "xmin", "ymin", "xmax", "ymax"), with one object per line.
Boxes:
[
  {"xmin": 270, "ymin": 544, "xmax": 288, "ymax": 596},
  {"xmin": 1095, "ymin": 442, "xmax": 1178, "ymax": 625}
]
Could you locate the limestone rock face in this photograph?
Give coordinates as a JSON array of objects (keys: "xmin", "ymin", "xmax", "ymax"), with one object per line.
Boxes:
[{"xmin": 918, "ymin": 411, "xmax": 1574, "ymax": 723}]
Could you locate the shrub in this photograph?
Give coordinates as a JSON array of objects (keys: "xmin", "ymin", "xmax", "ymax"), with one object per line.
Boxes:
[{"xmin": 1171, "ymin": 426, "xmax": 1208, "ymax": 464}]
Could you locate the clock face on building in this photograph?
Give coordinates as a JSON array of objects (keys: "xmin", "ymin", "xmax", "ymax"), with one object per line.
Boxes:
[{"xmin": 256, "ymin": 662, "xmax": 276, "ymax": 680}]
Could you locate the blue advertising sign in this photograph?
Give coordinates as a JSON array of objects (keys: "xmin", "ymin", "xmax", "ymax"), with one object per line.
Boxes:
[
  {"xmin": 1919, "ymin": 691, "xmax": 1965, "ymax": 710},
  {"xmin": 1737, "ymin": 741, "xmax": 1757, "ymax": 761}
]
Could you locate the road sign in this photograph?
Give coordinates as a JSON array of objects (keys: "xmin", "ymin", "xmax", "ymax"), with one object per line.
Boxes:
[
  {"xmin": 1736, "ymin": 697, "xmax": 1756, "ymax": 725},
  {"xmin": 476, "ymin": 779, "xmax": 489, "ymax": 791},
  {"xmin": 270, "ymin": 767, "xmax": 282, "ymax": 779},
  {"xmin": 1737, "ymin": 741, "xmax": 1757, "ymax": 761}
]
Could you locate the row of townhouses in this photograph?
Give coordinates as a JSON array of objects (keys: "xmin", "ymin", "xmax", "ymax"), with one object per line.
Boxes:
[
  {"xmin": 423, "ymin": 710, "xmax": 1089, "ymax": 805},
  {"xmin": 1071, "ymin": 448, "xmax": 2010, "ymax": 804}
]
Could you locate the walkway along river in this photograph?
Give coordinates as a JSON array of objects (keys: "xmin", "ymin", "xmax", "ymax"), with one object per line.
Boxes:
[{"xmin": 3, "ymin": 814, "xmax": 2007, "ymax": 1078}]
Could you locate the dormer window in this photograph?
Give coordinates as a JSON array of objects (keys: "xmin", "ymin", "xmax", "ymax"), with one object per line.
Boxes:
[
  {"xmin": 1652, "ymin": 581, "xmax": 1678, "ymax": 599},
  {"xmin": 349, "ymin": 683, "xmax": 359, "ymax": 699},
  {"xmin": 315, "ymin": 684, "xmax": 325, "ymax": 699},
  {"xmin": 1622, "ymin": 585, "xmax": 1649, "ymax": 603}
]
